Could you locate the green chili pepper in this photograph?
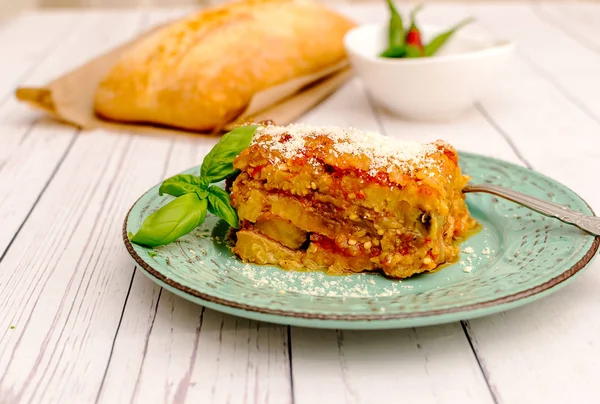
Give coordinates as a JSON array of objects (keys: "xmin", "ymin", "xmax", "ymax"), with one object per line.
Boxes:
[
  {"xmin": 424, "ymin": 17, "xmax": 475, "ymax": 57},
  {"xmin": 380, "ymin": 0, "xmax": 405, "ymax": 57}
]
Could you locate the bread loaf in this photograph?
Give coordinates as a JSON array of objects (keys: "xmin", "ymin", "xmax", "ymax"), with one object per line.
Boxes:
[{"xmin": 93, "ymin": 0, "xmax": 355, "ymax": 132}]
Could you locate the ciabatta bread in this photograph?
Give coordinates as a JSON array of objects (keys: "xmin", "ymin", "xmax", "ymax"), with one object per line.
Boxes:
[{"xmin": 94, "ymin": 0, "xmax": 355, "ymax": 131}]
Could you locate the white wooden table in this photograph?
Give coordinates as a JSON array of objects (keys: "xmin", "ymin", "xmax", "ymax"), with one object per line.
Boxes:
[{"xmin": 1, "ymin": 2, "xmax": 600, "ymax": 403}]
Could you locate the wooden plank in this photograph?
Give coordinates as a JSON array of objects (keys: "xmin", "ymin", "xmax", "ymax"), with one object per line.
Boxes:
[
  {"xmin": 0, "ymin": 3, "xmax": 595, "ymax": 402},
  {"xmin": 292, "ymin": 325, "xmax": 494, "ymax": 404},
  {"xmin": 0, "ymin": 10, "xmax": 146, "ymax": 258},
  {"xmin": 0, "ymin": 11, "xmax": 75, "ymax": 102},
  {"xmin": 0, "ymin": 129, "xmax": 173, "ymax": 403},
  {"xmin": 291, "ymin": 5, "xmax": 512, "ymax": 403},
  {"xmin": 442, "ymin": 3, "xmax": 600, "ymax": 404},
  {"xmin": 0, "ymin": 7, "xmax": 290, "ymax": 404},
  {"xmin": 338, "ymin": 3, "xmax": 600, "ymax": 402},
  {"xmin": 0, "ymin": 6, "xmax": 187, "ymax": 259},
  {"xmin": 332, "ymin": 5, "xmax": 530, "ymax": 404},
  {"xmin": 95, "ymin": 8, "xmax": 291, "ymax": 403},
  {"xmin": 467, "ymin": 0, "xmax": 600, "ymax": 205},
  {"xmin": 290, "ymin": 77, "xmax": 494, "ymax": 404},
  {"xmin": 0, "ymin": 9, "xmax": 176, "ymax": 404},
  {"xmin": 96, "ymin": 8, "xmax": 344, "ymax": 402},
  {"xmin": 363, "ymin": 3, "xmax": 600, "ymax": 402},
  {"xmin": 97, "ymin": 125, "xmax": 292, "ymax": 404},
  {"xmin": 102, "ymin": 297, "xmax": 291, "ymax": 404},
  {"xmin": 535, "ymin": 3, "xmax": 600, "ymax": 55},
  {"xmin": 470, "ymin": 3, "xmax": 600, "ymax": 125}
]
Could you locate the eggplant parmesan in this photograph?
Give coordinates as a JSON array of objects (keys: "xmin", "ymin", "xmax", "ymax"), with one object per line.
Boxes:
[{"xmin": 230, "ymin": 124, "xmax": 477, "ymax": 279}]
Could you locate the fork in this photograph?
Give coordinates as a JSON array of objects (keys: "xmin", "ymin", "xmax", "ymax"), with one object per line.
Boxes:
[{"xmin": 464, "ymin": 184, "xmax": 600, "ymax": 236}]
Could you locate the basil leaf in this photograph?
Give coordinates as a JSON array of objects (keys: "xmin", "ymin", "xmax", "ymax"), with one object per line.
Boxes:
[
  {"xmin": 195, "ymin": 187, "xmax": 209, "ymax": 200},
  {"xmin": 159, "ymin": 174, "xmax": 207, "ymax": 197},
  {"xmin": 380, "ymin": 46, "xmax": 406, "ymax": 58},
  {"xmin": 130, "ymin": 193, "xmax": 208, "ymax": 247},
  {"xmin": 207, "ymin": 186, "xmax": 239, "ymax": 229},
  {"xmin": 424, "ymin": 17, "xmax": 474, "ymax": 57},
  {"xmin": 200, "ymin": 125, "xmax": 259, "ymax": 183}
]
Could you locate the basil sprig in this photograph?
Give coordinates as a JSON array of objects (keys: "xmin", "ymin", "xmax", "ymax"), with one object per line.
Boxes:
[{"xmin": 129, "ymin": 125, "xmax": 259, "ymax": 248}]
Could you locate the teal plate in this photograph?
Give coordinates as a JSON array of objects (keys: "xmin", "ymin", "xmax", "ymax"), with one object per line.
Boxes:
[{"xmin": 123, "ymin": 152, "xmax": 599, "ymax": 329}]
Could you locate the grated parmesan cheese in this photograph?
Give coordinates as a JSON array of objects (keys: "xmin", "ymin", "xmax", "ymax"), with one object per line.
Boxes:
[
  {"xmin": 251, "ymin": 123, "xmax": 442, "ymax": 175},
  {"xmin": 228, "ymin": 260, "xmax": 408, "ymax": 298}
]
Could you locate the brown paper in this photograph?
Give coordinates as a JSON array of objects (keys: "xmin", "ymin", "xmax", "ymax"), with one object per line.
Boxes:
[{"xmin": 14, "ymin": 20, "xmax": 352, "ymax": 137}]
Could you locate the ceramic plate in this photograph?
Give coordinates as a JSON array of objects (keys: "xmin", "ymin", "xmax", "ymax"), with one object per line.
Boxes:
[{"xmin": 123, "ymin": 152, "xmax": 599, "ymax": 330}]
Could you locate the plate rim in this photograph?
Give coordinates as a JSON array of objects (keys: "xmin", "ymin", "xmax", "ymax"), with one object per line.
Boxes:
[{"xmin": 122, "ymin": 152, "xmax": 600, "ymax": 322}]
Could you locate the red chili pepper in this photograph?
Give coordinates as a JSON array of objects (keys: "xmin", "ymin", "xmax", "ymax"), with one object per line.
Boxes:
[
  {"xmin": 406, "ymin": 28, "xmax": 423, "ymax": 48},
  {"xmin": 405, "ymin": 5, "xmax": 425, "ymax": 57}
]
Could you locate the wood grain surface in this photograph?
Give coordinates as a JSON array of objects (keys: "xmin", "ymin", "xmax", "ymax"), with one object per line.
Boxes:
[{"xmin": 0, "ymin": 3, "xmax": 599, "ymax": 404}]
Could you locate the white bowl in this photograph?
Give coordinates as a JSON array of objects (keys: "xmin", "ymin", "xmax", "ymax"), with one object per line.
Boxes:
[{"xmin": 343, "ymin": 23, "xmax": 514, "ymax": 121}]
